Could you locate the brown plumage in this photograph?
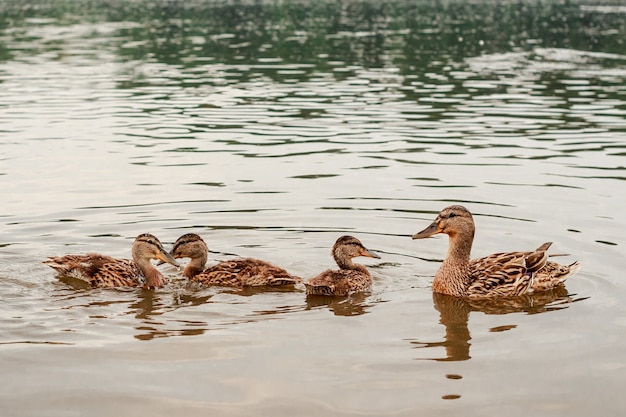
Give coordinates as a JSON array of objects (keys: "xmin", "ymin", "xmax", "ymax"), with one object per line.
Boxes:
[
  {"xmin": 169, "ymin": 233, "xmax": 301, "ymax": 287},
  {"xmin": 43, "ymin": 234, "xmax": 180, "ymax": 288},
  {"xmin": 304, "ymin": 235, "xmax": 381, "ymax": 296},
  {"xmin": 412, "ymin": 205, "xmax": 580, "ymax": 298}
]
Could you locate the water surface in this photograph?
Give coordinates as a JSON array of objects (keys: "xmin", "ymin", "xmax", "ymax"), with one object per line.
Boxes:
[{"xmin": 1, "ymin": 0, "xmax": 626, "ymax": 415}]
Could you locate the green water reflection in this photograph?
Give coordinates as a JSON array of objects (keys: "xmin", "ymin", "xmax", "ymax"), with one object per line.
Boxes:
[
  {"xmin": 2, "ymin": 0, "xmax": 625, "ymax": 71},
  {"xmin": 3, "ymin": 0, "xmax": 625, "ymax": 126}
]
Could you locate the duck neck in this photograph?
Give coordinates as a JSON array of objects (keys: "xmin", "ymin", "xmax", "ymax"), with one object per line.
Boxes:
[
  {"xmin": 335, "ymin": 253, "xmax": 357, "ymax": 271},
  {"xmin": 183, "ymin": 255, "xmax": 207, "ymax": 278},
  {"xmin": 136, "ymin": 258, "xmax": 165, "ymax": 288},
  {"xmin": 335, "ymin": 256, "xmax": 369, "ymax": 276},
  {"xmin": 433, "ymin": 231, "xmax": 473, "ymax": 296}
]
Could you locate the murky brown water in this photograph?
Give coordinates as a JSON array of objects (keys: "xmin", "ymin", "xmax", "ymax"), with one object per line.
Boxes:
[{"xmin": 1, "ymin": 0, "xmax": 626, "ymax": 415}]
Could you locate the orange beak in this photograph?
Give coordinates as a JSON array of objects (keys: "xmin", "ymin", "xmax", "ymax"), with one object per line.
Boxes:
[
  {"xmin": 412, "ymin": 220, "xmax": 441, "ymax": 239},
  {"xmin": 154, "ymin": 247, "xmax": 180, "ymax": 267},
  {"xmin": 361, "ymin": 247, "xmax": 381, "ymax": 259}
]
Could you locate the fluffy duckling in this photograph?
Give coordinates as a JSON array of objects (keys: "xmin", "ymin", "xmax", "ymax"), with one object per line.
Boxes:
[
  {"xmin": 169, "ymin": 233, "xmax": 301, "ymax": 287},
  {"xmin": 412, "ymin": 205, "xmax": 580, "ymax": 298},
  {"xmin": 43, "ymin": 233, "xmax": 179, "ymax": 288},
  {"xmin": 304, "ymin": 235, "xmax": 380, "ymax": 296}
]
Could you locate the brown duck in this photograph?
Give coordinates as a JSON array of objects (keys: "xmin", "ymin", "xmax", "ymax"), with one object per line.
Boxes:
[
  {"xmin": 304, "ymin": 235, "xmax": 380, "ymax": 296},
  {"xmin": 412, "ymin": 205, "xmax": 580, "ymax": 298},
  {"xmin": 169, "ymin": 233, "xmax": 300, "ymax": 287},
  {"xmin": 43, "ymin": 233, "xmax": 180, "ymax": 288}
]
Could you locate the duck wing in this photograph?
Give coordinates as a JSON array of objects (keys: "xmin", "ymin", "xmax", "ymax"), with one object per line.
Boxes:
[
  {"xmin": 193, "ymin": 258, "xmax": 300, "ymax": 287},
  {"xmin": 90, "ymin": 259, "xmax": 141, "ymax": 287},
  {"xmin": 467, "ymin": 242, "xmax": 552, "ymax": 297},
  {"xmin": 44, "ymin": 254, "xmax": 140, "ymax": 287},
  {"xmin": 236, "ymin": 258, "xmax": 301, "ymax": 286}
]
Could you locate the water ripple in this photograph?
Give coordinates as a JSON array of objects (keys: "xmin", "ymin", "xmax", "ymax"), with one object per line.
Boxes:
[{"xmin": 1, "ymin": 1, "xmax": 626, "ymax": 413}]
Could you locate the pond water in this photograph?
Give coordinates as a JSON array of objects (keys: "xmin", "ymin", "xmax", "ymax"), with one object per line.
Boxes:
[{"xmin": 1, "ymin": 0, "xmax": 626, "ymax": 415}]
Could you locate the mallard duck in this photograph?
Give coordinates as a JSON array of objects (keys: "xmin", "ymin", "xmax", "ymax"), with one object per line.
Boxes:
[
  {"xmin": 304, "ymin": 235, "xmax": 381, "ymax": 296},
  {"xmin": 169, "ymin": 233, "xmax": 301, "ymax": 287},
  {"xmin": 43, "ymin": 233, "xmax": 180, "ymax": 288},
  {"xmin": 412, "ymin": 205, "xmax": 580, "ymax": 298}
]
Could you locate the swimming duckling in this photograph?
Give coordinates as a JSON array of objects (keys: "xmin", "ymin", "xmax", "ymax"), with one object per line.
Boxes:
[
  {"xmin": 169, "ymin": 233, "xmax": 300, "ymax": 287},
  {"xmin": 304, "ymin": 235, "xmax": 380, "ymax": 296},
  {"xmin": 412, "ymin": 205, "xmax": 580, "ymax": 298},
  {"xmin": 43, "ymin": 233, "xmax": 179, "ymax": 288}
]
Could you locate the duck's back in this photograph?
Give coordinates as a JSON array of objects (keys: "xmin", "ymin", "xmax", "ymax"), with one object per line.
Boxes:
[
  {"xmin": 44, "ymin": 254, "xmax": 140, "ymax": 287},
  {"xmin": 304, "ymin": 267, "xmax": 371, "ymax": 296},
  {"xmin": 192, "ymin": 258, "xmax": 300, "ymax": 287}
]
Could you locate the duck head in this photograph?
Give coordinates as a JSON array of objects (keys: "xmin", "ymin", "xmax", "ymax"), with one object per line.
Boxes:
[
  {"xmin": 169, "ymin": 233, "xmax": 210, "ymax": 278},
  {"xmin": 132, "ymin": 233, "xmax": 180, "ymax": 267},
  {"xmin": 412, "ymin": 205, "xmax": 475, "ymax": 240},
  {"xmin": 170, "ymin": 233, "xmax": 209, "ymax": 263},
  {"xmin": 332, "ymin": 235, "xmax": 380, "ymax": 269}
]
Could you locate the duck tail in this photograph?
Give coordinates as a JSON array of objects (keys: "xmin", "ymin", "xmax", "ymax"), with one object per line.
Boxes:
[
  {"xmin": 535, "ymin": 242, "xmax": 553, "ymax": 252},
  {"xmin": 42, "ymin": 257, "xmax": 69, "ymax": 274},
  {"xmin": 561, "ymin": 261, "xmax": 581, "ymax": 283}
]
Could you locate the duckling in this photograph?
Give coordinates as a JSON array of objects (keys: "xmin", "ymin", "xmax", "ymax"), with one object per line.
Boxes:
[
  {"xmin": 43, "ymin": 233, "xmax": 179, "ymax": 288},
  {"xmin": 304, "ymin": 235, "xmax": 380, "ymax": 296},
  {"xmin": 412, "ymin": 205, "xmax": 580, "ymax": 298},
  {"xmin": 169, "ymin": 233, "xmax": 300, "ymax": 287}
]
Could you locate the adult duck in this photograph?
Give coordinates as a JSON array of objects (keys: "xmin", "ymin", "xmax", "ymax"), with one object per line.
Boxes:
[
  {"xmin": 44, "ymin": 233, "xmax": 179, "ymax": 288},
  {"xmin": 169, "ymin": 233, "xmax": 300, "ymax": 287},
  {"xmin": 304, "ymin": 235, "xmax": 380, "ymax": 296},
  {"xmin": 412, "ymin": 205, "xmax": 580, "ymax": 298}
]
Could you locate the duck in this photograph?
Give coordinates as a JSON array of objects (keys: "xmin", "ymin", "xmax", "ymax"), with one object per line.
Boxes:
[
  {"xmin": 43, "ymin": 233, "xmax": 180, "ymax": 288},
  {"xmin": 412, "ymin": 205, "xmax": 580, "ymax": 298},
  {"xmin": 169, "ymin": 233, "xmax": 301, "ymax": 287},
  {"xmin": 304, "ymin": 235, "xmax": 381, "ymax": 296}
]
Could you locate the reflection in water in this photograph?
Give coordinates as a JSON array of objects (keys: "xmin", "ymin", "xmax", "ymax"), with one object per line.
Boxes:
[
  {"xmin": 222, "ymin": 285, "xmax": 303, "ymax": 298},
  {"xmin": 411, "ymin": 287, "xmax": 575, "ymax": 362},
  {"xmin": 130, "ymin": 288, "xmax": 212, "ymax": 341},
  {"xmin": 130, "ymin": 288, "xmax": 160, "ymax": 320},
  {"xmin": 46, "ymin": 277, "xmax": 314, "ymax": 342},
  {"xmin": 305, "ymin": 293, "xmax": 371, "ymax": 316},
  {"xmin": 57, "ymin": 275, "xmax": 95, "ymax": 290},
  {"xmin": 412, "ymin": 293, "xmax": 473, "ymax": 362}
]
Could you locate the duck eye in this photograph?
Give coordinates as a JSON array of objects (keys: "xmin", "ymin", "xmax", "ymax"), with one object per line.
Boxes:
[{"xmin": 449, "ymin": 212, "xmax": 456, "ymax": 218}]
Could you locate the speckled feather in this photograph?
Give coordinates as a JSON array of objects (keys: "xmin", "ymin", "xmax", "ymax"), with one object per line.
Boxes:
[
  {"xmin": 191, "ymin": 258, "xmax": 301, "ymax": 287},
  {"xmin": 465, "ymin": 243, "xmax": 551, "ymax": 297},
  {"xmin": 532, "ymin": 260, "xmax": 580, "ymax": 292},
  {"xmin": 43, "ymin": 254, "xmax": 145, "ymax": 287}
]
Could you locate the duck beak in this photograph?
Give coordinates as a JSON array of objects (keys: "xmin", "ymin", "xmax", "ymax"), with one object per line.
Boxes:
[
  {"xmin": 154, "ymin": 247, "xmax": 180, "ymax": 267},
  {"xmin": 156, "ymin": 249, "xmax": 182, "ymax": 266},
  {"xmin": 412, "ymin": 220, "xmax": 440, "ymax": 239},
  {"xmin": 362, "ymin": 247, "xmax": 381, "ymax": 259}
]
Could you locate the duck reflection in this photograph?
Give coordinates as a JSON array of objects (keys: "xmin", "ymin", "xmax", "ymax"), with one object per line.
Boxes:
[
  {"xmin": 131, "ymin": 288, "xmax": 212, "ymax": 341},
  {"xmin": 305, "ymin": 293, "xmax": 371, "ymax": 316},
  {"xmin": 130, "ymin": 288, "xmax": 159, "ymax": 321},
  {"xmin": 414, "ymin": 293, "xmax": 473, "ymax": 361},
  {"xmin": 222, "ymin": 285, "xmax": 303, "ymax": 297},
  {"xmin": 410, "ymin": 287, "xmax": 575, "ymax": 361}
]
